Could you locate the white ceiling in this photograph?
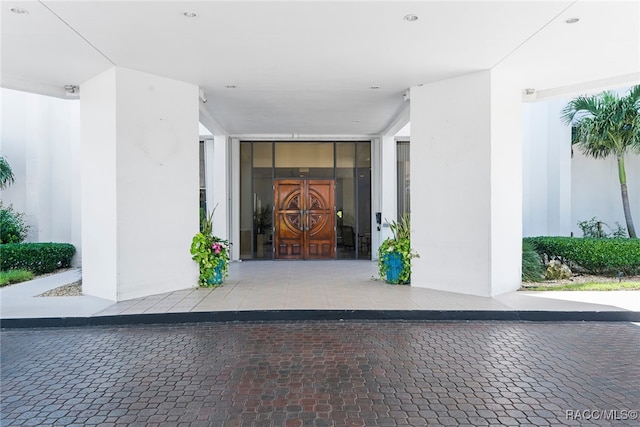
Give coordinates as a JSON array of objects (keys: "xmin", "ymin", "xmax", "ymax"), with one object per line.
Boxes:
[{"xmin": 2, "ymin": 1, "xmax": 639, "ymax": 136}]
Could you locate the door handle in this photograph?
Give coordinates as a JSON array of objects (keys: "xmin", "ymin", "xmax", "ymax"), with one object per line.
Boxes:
[
  {"xmin": 299, "ymin": 209, "xmax": 304, "ymax": 231},
  {"xmin": 305, "ymin": 209, "xmax": 310, "ymax": 231}
]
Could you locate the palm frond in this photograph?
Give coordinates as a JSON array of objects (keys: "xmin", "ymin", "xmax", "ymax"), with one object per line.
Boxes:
[
  {"xmin": 560, "ymin": 96, "xmax": 599, "ymax": 125},
  {"xmin": 562, "ymin": 87, "xmax": 639, "ymax": 159},
  {"xmin": 0, "ymin": 156, "xmax": 15, "ymax": 190},
  {"xmin": 627, "ymin": 84, "xmax": 640, "ymax": 106}
]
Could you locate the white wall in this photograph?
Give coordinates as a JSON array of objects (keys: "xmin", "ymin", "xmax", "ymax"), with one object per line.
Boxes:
[
  {"xmin": 522, "ymin": 99, "xmax": 572, "ymax": 237},
  {"xmin": 0, "ymin": 88, "xmax": 82, "ymax": 264},
  {"xmin": 523, "ymin": 89, "xmax": 639, "ymax": 238},
  {"xmin": 572, "ymin": 150, "xmax": 640, "ymax": 237},
  {"xmin": 81, "ymin": 67, "xmax": 199, "ymax": 301}
]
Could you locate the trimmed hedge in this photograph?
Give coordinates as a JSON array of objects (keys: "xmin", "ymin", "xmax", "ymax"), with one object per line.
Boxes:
[
  {"xmin": 525, "ymin": 237, "xmax": 640, "ymax": 276},
  {"xmin": 0, "ymin": 243, "xmax": 76, "ymax": 274}
]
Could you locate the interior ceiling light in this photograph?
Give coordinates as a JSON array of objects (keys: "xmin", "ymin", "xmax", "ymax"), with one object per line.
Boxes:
[
  {"xmin": 403, "ymin": 14, "xmax": 418, "ymax": 22},
  {"xmin": 10, "ymin": 7, "xmax": 28, "ymax": 14},
  {"xmin": 565, "ymin": 17, "xmax": 580, "ymax": 24},
  {"xmin": 183, "ymin": 11, "xmax": 198, "ymax": 18}
]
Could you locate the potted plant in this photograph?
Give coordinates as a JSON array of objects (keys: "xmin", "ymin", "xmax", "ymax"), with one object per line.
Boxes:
[
  {"xmin": 253, "ymin": 204, "xmax": 272, "ymax": 235},
  {"xmin": 378, "ymin": 213, "xmax": 419, "ymax": 284},
  {"xmin": 190, "ymin": 208, "xmax": 230, "ymax": 287}
]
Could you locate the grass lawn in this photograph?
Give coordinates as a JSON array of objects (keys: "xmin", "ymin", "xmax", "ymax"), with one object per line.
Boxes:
[
  {"xmin": 0, "ymin": 269, "xmax": 34, "ymax": 287},
  {"xmin": 525, "ymin": 282, "xmax": 640, "ymax": 291}
]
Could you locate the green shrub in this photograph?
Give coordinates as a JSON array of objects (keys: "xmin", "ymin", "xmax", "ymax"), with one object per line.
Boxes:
[
  {"xmin": 522, "ymin": 240, "xmax": 544, "ymax": 282},
  {"xmin": 525, "ymin": 236, "xmax": 640, "ymax": 276},
  {"xmin": 0, "ymin": 269, "xmax": 34, "ymax": 286},
  {"xmin": 0, "ymin": 203, "xmax": 29, "ymax": 244},
  {"xmin": 0, "ymin": 243, "xmax": 76, "ymax": 274},
  {"xmin": 577, "ymin": 217, "xmax": 627, "ymax": 238}
]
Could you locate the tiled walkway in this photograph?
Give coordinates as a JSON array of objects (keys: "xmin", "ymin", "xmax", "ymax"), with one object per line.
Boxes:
[
  {"xmin": 1, "ymin": 262, "xmax": 638, "ymax": 322},
  {"xmin": 2, "ymin": 321, "xmax": 639, "ymax": 426}
]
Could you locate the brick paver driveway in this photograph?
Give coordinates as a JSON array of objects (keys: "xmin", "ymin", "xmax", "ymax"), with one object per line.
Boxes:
[{"xmin": 1, "ymin": 321, "xmax": 638, "ymax": 426}]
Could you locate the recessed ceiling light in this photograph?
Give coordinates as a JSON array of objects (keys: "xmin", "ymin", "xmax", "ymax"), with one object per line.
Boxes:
[
  {"xmin": 403, "ymin": 14, "xmax": 418, "ymax": 22},
  {"xmin": 183, "ymin": 11, "xmax": 198, "ymax": 18},
  {"xmin": 10, "ymin": 7, "xmax": 28, "ymax": 14},
  {"xmin": 565, "ymin": 17, "xmax": 580, "ymax": 24},
  {"xmin": 225, "ymin": 85, "xmax": 237, "ymax": 89}
]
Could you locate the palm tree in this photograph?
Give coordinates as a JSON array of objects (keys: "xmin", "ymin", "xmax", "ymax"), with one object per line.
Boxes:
[
  {"xmin": 561, "ymin": 85, "xmax": 640, "ymax": 238},
  {"xmin": 0, "ymin": 156, "xmax": 15, "ymax": 190}
]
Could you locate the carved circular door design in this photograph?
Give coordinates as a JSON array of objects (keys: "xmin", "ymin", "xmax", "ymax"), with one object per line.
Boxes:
[{"xmin": 274, "ymin": 180, "xmax": 335, "ymax": 259}]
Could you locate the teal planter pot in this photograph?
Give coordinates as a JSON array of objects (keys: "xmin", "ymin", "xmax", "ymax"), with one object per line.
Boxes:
[
  {"xmin": 207, "ymin": 263, "xmax": 225, "ymax": 286},
  {"xmin": 385, "ymin": 252, "xmax": 403, "ymax": 284}
]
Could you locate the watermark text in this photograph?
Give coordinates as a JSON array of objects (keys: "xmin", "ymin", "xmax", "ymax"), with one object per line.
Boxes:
[{"xmin": 566, "ymin": 409, "xmax": 638, "ymax": 421}]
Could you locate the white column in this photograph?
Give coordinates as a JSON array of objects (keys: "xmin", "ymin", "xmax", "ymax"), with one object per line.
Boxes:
[
  {"xmin": 230, "ymin": 137, "xmax": 241, "ymax": 260},
  {"xmin": 204, "ymin": 135, "xmax": 229, "ymax": 240},
  {"xmin": 370, "ymin": 137, "xmax": 381, "ymax": 257},
  {"xmin": 410, "ymin": 69, "xmax": 522, "ymax": 297},
  {"xmin": 378, "ymin": 135, "xmax": 397, "ymax": 253},
  {"xmin": 81, "ymin": 66, "xmax": 199, "ymax": 301}
]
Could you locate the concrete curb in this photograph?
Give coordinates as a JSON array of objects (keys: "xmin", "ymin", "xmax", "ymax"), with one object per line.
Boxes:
[{"xmin": 2, "ymin": 309, "xmax": 639, "ymax": 328}]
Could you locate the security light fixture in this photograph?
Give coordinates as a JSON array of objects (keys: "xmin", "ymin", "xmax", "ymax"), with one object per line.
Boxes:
[
  {"xmin": 10, "ymin": 7, "xmax": 28, "ymax": 14},
  {"xmin": 370, "ymin": 86, "xmax": 380, "ymax": 89},
  {"xmin": 183, "ymin": 11, "xmax": 198, "ymax": 18},
  {"xmin": 225, "ymin": 85, "xmax": 237, "ymax": 89},
  {"xmin": 64, "ymin": 85, "xmax": 79, "ymax": 95},
  {"xmin": 565, "ymin": 17, "xmax": 580, "ymax": 24},
  {"xmin": 403, "ymin": 14, "xmax": 418, "ymax": 22}
]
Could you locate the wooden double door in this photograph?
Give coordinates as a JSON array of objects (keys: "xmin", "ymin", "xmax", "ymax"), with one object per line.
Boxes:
[{"xmin": 274, "ymin": 179, "xmax": 335, "ymax": 259}]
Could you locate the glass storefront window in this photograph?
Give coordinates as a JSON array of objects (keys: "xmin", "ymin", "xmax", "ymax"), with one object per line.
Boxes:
[
  {"xmin": 199, "ymin": 141, "xmax": 207, "ymax": 227},
  {"xmin": 336, "ymin": 143, "xmax": 356, "ymax": 259},
  {"xmin": 275, "ymin": 142, "xmax": 334, "ymax": 179},
  {"xmin": 357, "ymin": 142, "xmax": 372, "ymax": 259},
  {"xmin": 397, "ymin": 141, "xmax": 410, "ymax": 219},
  {"xmin": 239, "ymin": 141, "xmax": 371, "ymax": 260},
  {"xmin": 240, "ymin": 143, "xmax": 253, "ymax": 259},
  {"xmin": 253, "ymin": 143, "xmax": 273, "ymax": 259}
]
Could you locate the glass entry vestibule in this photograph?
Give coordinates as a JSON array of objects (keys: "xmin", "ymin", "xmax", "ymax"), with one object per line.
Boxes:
[{"xmin": 240, "ymin": 141, "xmax": 372, "ymax": 260}]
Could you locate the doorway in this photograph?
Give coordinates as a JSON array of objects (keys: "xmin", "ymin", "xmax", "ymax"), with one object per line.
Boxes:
[
  {"xmin": 239, "ymin": 141, "xmax": 371, "ymax": 260},
  {"xmin": 274, "ymin": 179, "xmax": 335, "ymax": 259}
]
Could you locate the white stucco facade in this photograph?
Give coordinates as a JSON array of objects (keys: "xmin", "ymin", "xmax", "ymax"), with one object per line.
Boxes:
[
  {"xmin": 522, "ymin": 93, "xmax": 640, "ymax": 238},
  {"xmin": 2, "ymin": 83, "xmax": 639, "ymax": 300},
  {"xmin": 571, "ymin": 150, "xmax": 640, "ymax": 237},
  {"xmin": 0, "ymin": 89, "xmax": 82, "ymax": 264}
]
